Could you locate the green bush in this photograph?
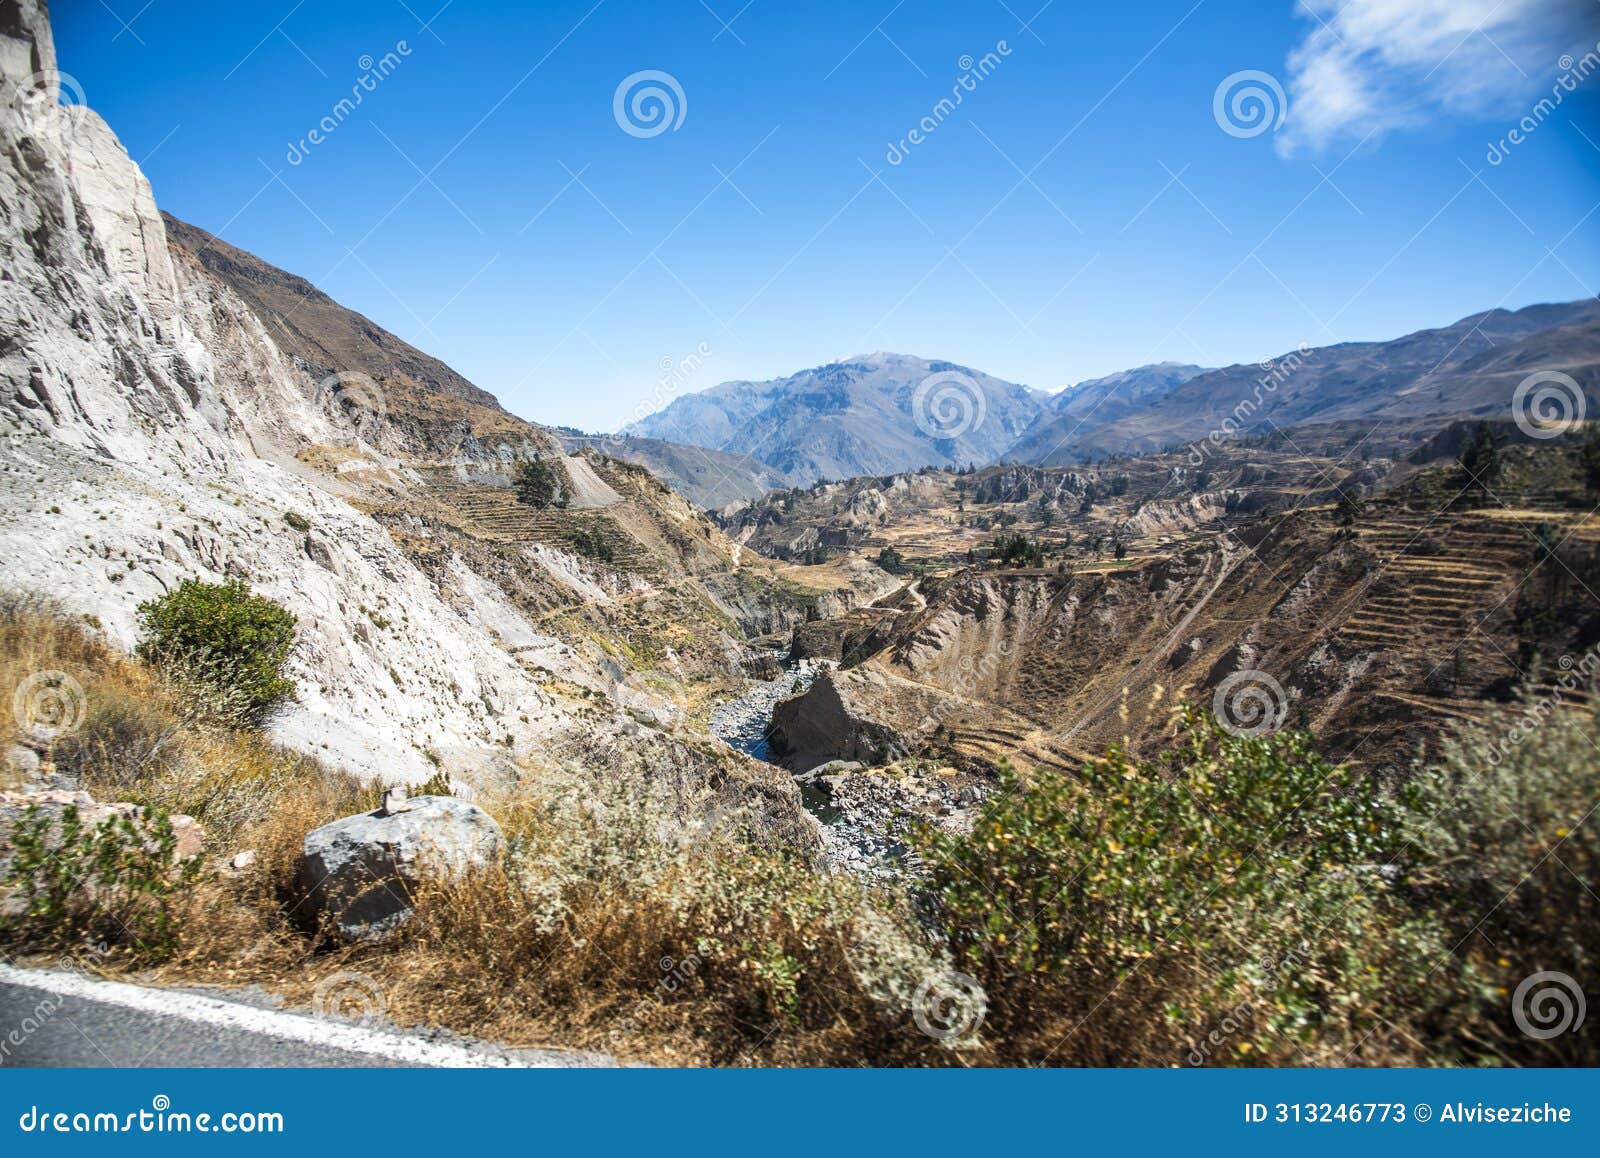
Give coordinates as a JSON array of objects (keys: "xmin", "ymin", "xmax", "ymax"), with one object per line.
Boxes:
[
  {"xmin": 916, "ymin": 708, "xmax": 1450, "ymax": 1063},
  {"xmin": 1, "ymin": 804, "xmax": 204, "ymax": 960},
  {"xmin": 1403, "ymin": 685, "xmax": 1600, "ymax": 1063},
  {"xmin": 135, "ymin": 579, "xmax": 297, "ymax": 727},
  {"xmin": 568, "ymin": 525, "xmax": 616, "ymax": 564},
  {"xmin": 513, "ymin": 457, "xmax": 569, "ymax": 509}
]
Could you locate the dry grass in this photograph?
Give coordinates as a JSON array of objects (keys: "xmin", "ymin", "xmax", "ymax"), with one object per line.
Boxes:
[
  {"xmin": 5, "ymin": 592, "xmax": 1588, "ymax": 1067},
  {"xmin": 0, "ymin": 593, "xmax": 950, "ymax": 1064}
]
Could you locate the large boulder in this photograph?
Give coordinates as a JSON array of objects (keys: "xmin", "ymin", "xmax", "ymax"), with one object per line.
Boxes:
[
  {"xmin": 298, "ymin": 795, "xmax": 502, "ymax": 937},
  {"xmin": 767, "ymin": 663, "xmax": 997, "ymax": 772}
]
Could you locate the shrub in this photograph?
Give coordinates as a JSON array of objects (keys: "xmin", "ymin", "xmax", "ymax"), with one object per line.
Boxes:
[
  {"xmin": 1457, "ymin": 421, "xmax": 1502, "ymax": 503},
  {"xmin": 135, "ymin": 580, "xmax": 297, "ymax": 727},
  {"xmin": 1403, "ymin": 685, "xmax": 1600, "ymax": 1063},
  {"xmin": 384, "ymin": 767, "xmax": 933, "ymax": 1064},
  {"xmin": 568, "ymin": 525, "xmax": 616, "ymax": 564},
  {"xmin": 915, "ymin": 708, "xmax": 1449, "ymax": 1063},
  {"xmin": 989, "ymin": 532, "xmax": 1043, "ymax": 568},
  {"xmin": 1, "ymin": 804, "xmax": 204, "ymax": 960},
  {"xmin": 512, "ymin": 457, "xmax": 569, "ymax": 509},
  {"xmin": 282, "ymin": 511, "xmax": 311, "ymax": 533}
]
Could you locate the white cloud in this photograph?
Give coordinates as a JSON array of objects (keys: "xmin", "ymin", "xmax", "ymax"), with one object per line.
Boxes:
[{"xmin": 1277, "ymin": 0, "xmax": 1597, "ymax": 154}]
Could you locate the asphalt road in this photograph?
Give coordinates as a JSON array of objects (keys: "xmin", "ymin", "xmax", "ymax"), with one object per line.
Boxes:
[{"xmin": 0, "ymin": 964, "xmax": 611, "ymax": 1068}]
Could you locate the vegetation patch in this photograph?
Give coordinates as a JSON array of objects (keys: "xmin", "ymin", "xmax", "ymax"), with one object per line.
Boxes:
[{"xmin": 135, "ymin": 579, "xmax": 298, "ymax": 727}]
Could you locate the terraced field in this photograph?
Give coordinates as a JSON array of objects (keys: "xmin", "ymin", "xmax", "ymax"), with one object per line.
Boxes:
[{"xmin": 418, "ymin": 474, "xmax": 660, "ymax": 576}]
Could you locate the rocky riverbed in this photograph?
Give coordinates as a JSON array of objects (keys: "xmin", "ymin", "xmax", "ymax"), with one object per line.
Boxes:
[
  {"xmin": 708, "ymin": 654, "xmax": 828, "ymax": 762},
  {"xmin": 708, "ymin": 654, "xmax": 987, "ymax": 879}
]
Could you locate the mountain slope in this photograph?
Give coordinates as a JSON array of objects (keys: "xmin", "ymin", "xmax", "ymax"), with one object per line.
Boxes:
[
  {"xmin": 1006, "ymin": 362, "xmax": 1208, "ymax": 463},
  {"xmin": 164, "ymin": 214, "xmax": 799, "ymax": 512},
  {"xmin": 1012, "ymin": 303, "xmax": 1600, "ymax": 465},
  {"xmin": 623, "ymin": 353, "xmax": 1043, "ymax": 485},
  {"xmin": 0, "ymin": 3, "xmax": 877, "ymax": 805},
  {"xmin": 161, "ymin": 213, "xmax": 503, "ymax": 413},
  {"xmin": 160, "ymin": 212, "xmax": 545, "ymax": 459},
  {"xmin": 558, "ymin": 432, "xmax": 795, "ymax": 508}
]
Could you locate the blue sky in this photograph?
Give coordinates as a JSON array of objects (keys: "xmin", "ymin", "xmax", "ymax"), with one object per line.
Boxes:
[{"xmin": 53, "ymin": 0, "xmax": 1600, "ymax": 432}]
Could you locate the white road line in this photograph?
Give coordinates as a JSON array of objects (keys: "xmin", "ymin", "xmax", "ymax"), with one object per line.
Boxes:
[{"xmin": 0, "ymin": 965, "xmax": 550, "ymax": 1069}]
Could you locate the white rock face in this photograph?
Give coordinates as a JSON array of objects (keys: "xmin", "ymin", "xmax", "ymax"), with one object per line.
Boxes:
[{"xmin": 0, "ymin": 3, "xmax": 677, "ymax": 785}]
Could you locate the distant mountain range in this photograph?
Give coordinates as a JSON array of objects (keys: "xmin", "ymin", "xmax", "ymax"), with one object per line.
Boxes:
[
  {"xmin": 1005, "ymin": 362, "xmax": 1209, "ymax": 465},
  {"xmin": 616, "ymin": 301, "xmax": 1600, "ymax": 483},
  {"xmin": 623, "ymin": 352, "xmax": 1043, "ymax": 485},
  {"xmin": 1021, "ymin": 300, "xmax": 1600, "ymax": 465},
  {"xmin": 164, "ymin": 211, "xmax": 1600, "ymax": 502}
]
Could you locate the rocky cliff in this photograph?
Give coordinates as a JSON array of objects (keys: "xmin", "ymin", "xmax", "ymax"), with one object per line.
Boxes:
[{"xmin": 0, "ymin": 0, "xmax": 826, "ymax": 817}]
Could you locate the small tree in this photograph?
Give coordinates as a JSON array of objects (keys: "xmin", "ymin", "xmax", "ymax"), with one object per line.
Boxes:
[
  {"xmin": 1336, "ymin": 489, "xmax": 1365, "ymax": 527},
  {"xmin": 513, "ymin": 457, "xmax": 569, "ymax": 509},
  {"xmin": 875, "ymin": 545, "xmax": 905, "ymax": 574},
  {"xmin": 1458, "ymin": 422, "xmax": 1501, "ymax": 503},
  {"xmin": 1582, "ymin": 426, "xmax": 1600, "ymax": 494},
  {"xmin": 136, "ymin": 579, "xmax": 297, "ymax": 727}
]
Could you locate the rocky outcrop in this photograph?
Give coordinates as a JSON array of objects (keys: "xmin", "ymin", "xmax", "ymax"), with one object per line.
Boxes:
[
  {"xmin": 298, "ymin": 795, "xmax": 502, "ymax": 936},
  {"xmin": 0, "ymin": 4, "xmax": 571, "ymax": 781},
  {"xmin": 768, "ymin": 666, "xmax": 976, "ymax": 771},
  {"xmin": 788, "ymin": 606, "xmax": 901, "ymax": 663}
]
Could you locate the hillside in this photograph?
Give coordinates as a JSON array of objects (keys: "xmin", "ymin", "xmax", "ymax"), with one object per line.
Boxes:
[
  {"xmin": 767, "ymin": 440, "xmax": 1600, "ymax": 778},
  {"xmin": 719, "ymin": 438, "xmax": 1372, "ymax": 569},
  {"xmin": 1013, "ymin": 302, "xmax": 1600, "ymax": 464},
  {"xmin": 558, "ymin": 432, "xmax": 794, "ymax": 508},
  {"xmin": 623, "ymin": 352, "xmax": 1043, "ymax": 485},
  {"xmin": 0, "ymin": 12, "xmax": 880, "ymax": 799},
  {"xmin": 161, "ymin": 214, "xmax": 502, "ymax": 413}
]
